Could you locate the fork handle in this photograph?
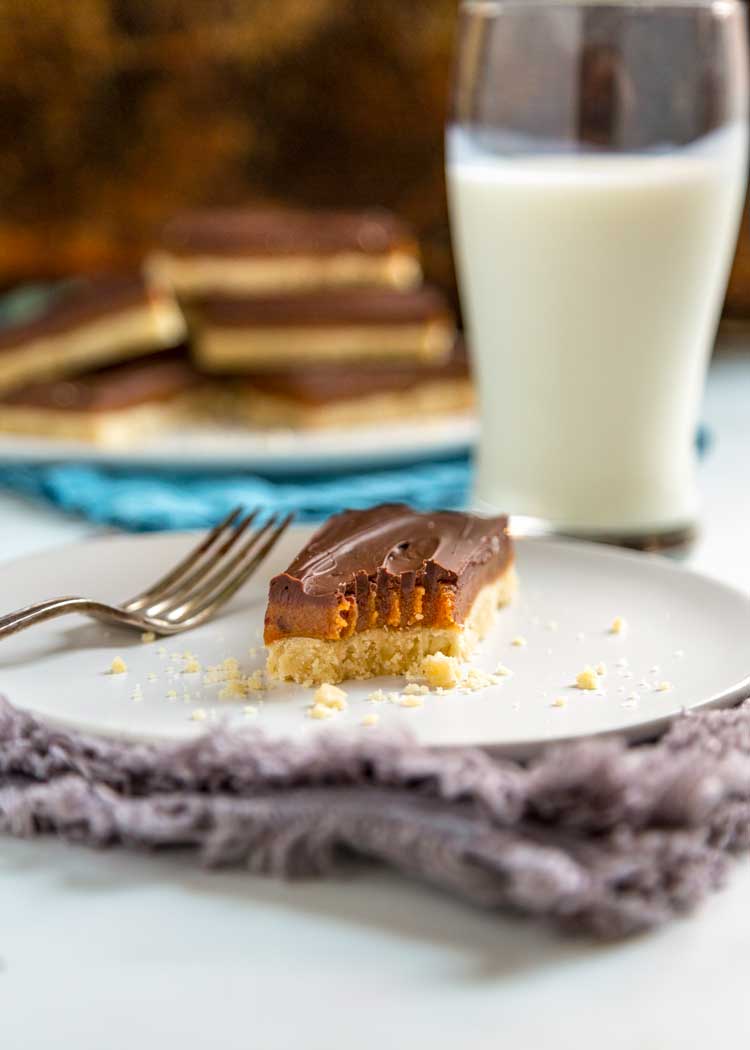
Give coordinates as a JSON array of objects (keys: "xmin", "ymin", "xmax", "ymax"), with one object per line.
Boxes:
[{"xmin": 0, "ymin": 597, "xmax": 145, "ymax": 640}]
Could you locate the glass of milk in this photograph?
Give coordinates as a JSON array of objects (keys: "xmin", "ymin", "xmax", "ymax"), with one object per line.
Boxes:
[{"xmin": 447, "ymin": 0, "xmax": 748, "ymax": 547}]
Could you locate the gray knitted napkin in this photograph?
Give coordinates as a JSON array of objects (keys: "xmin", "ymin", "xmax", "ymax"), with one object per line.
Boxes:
[{"xmin": 2, "ymin": 693, "xmax": 750, "ymax": 939}]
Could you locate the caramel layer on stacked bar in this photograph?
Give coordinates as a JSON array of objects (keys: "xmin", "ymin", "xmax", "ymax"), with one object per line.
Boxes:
[
  {"xmin": 193, "ymin": 286, "xmax": 455, "ymax": 371},
  {"xmin": 147, "ymin": 208, "xmax": 422, "ymax": 298},
  {"xmin": 265, "ymin": 504, "xmax": 515, "ymax": 685},
  {"xmin": 0, "ymin": 351, "xmax": 203, "ymax": 446},
  {"xmin": 0, "ymin": 275, "xmax": 185, "ymax": 394},
  {"xmin": 233, "ymin": 337, "xmax": 472, "ymax": 428}
]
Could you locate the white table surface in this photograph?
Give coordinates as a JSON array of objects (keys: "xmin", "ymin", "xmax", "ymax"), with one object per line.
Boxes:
[{"xmin": 2, "ymin": 351, "xmax": 750, "ymax": 1049}]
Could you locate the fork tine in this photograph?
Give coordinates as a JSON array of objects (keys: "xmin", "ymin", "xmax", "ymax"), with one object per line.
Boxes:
[
  {"xmin": 169, "ymin": 512, "xmax": 295, "ymax": 628},
  {"xmin": 136, "ymin": 509, "xmax": 260, "ymax": 617},
  {"xmin": 124, "ymin": 506, "xmax": 245, "ymax": 612},
  {"xmin": 161, "ymin": 513, "xmax": 281, "ymax": 621}
]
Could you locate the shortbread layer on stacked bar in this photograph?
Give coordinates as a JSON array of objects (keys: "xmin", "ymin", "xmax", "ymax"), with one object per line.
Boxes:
[
  {"xmin": 147, "ymin": 208, "xmax": 422, "ymax": 298},
  {"xmin": 232, "ymin": 337, "xmax": 472, "ymax": 428},
  {"xmin": 192, "ymin": 287, "xmax": 455, "ymax": 371},
  {"xmin": 0, "ymin": 276, "xmax": 185, "ymax": 394},
  {"xmin": 0, "ymin": 352, "xmax": 202, "ymax": 446},
  {"xmin": 264, "ymin": 504, "xmax": 515, "ymax": 684}
]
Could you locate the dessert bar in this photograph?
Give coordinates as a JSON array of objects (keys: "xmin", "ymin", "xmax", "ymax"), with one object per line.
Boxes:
[
  {"xmin": 192, "ymin": 286, "xmax": 455, "ymax": 371},
  {"xmin": 264, "ymin": 504, "xmax": 515, "ymax": 684},
  {"xmin": 0, "ymin": 275, "xmax": 185, "ymax": 394},
  {"xmin": 147, "ymin": 208, "xmax": 422, "ymax": 298},
  {"xmin": 0, "ymin": 351, "xmax": 203, "ymax": 446},
  {"xmin": 232, "ymin": 338, "xmax": 473, "ymax": 428}
]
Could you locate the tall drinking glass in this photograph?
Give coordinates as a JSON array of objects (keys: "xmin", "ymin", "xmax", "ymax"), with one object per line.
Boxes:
[{"xmin": 447, "ymin": 0, "xmax": 748, "ymax": 547}]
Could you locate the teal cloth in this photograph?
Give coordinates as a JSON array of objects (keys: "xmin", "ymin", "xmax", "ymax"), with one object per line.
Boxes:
[{"xmin": 0, "ymin": 457, "xmax": 472, "ymax": 530}]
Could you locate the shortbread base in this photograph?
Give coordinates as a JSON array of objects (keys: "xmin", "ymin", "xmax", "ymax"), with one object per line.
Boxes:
[
  {"xmin": 194, "ymin": 320, "xmax": 455, "ymax": 371},
  {"xmin": 266, "ymin": 566, "xmax": 518, "ymax": 685},
  {"xmin": 0, "ymin": 394, "xmax": 197, "ymax": 447},
  {"xmin": 146, "ymin": 249, "xmax": 422, "ymax": 298}
]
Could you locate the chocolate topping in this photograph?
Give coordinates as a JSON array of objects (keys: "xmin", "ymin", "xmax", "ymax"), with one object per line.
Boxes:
[
  {"xmin": 159, "ymin": 208, "xmax": 417, "ymax": 259},
  {"xmin": 264, "ymin": 504, "xmax": 511, "ymax": 643},
  {"xmin": 0, "ymin": 350, "xmax": 201, "ymax": 412},
  {"xmin": 239, "ymin": 339, "xmax": 469, "ymax": 405},
  {"xmin": 0, "ymin": 275, "xmax": 161, "ymax": 354},
  {"xmin": 197, "ymin": 286, "xmax": 452, "ymax": 330}
]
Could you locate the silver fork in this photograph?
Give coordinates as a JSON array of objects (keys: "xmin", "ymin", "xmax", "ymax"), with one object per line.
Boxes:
[{"xmin": 0, "ymin": 507, "xmax": 294, "ymax": 640}]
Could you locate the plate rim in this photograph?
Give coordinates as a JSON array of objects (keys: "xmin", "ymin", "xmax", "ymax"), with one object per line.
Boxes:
[{"xmin": 3, "ymin": 527, "xmax": 750, "ymax": 756}]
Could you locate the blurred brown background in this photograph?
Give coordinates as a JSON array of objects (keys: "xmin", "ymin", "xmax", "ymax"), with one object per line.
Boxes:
[{"xmin": 0, "ymin": 0, "xmax": 748, "ymax": 315}]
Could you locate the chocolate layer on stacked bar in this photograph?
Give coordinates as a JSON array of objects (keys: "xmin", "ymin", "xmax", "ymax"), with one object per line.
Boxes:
[
  {"xmin": 0, "ymin": 351, "xmax": 202, "ymax": 446},
  {"xmin": 265, "ymin": 504, "xmax": 515, "ymax": 684},
  {"xmin": 147, "ymin": 208, "xmax": 422, "ymax": 298}
]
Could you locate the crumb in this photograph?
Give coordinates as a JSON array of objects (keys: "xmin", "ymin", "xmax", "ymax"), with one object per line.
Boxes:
[
  {"xmin": 367, "ymin": 689, "xmax": 387, "ymax": 703},
  {"xmin": 140, "ymin": 631, "xmax": 156, "ymax": 644},
  {"xmin": 575, "ymin": 666, "xmax": 599, "ymax": 691},
  {"xmin": 626, "ymin": 692, "xmax": 640, "ymax": 703},
  {"xmin": 147, "ymin": 672, "xmax": 157, "ymax": 682},
  {"xmin": 157, "ymin": 646, "xmax": 167, "ymax": 658},
  {"xmin": 595, "ymin": 661, "xmax": 607, "ymax": 676},
  {"xmin": 650, "ymin": 665, "xmax": 660, "ymax": 674},
  {"xmin": 609, "ymin": 616, "xmax": 626, "ymax": 635},
  {"xmin": 166, "ymin": 689, "xmax": 177, "ymax": 699},
  {"xmin": 402, "ymin": 682, "xmax": 429, "ymax": 696},
  {"xmin": 511, "ymin": 636, "xmax": 527, "ymax": 648},
  {"xmin": 308, "ymin": 703, "xmax": 334, "ymax": 720},
  {"xmin": 361, "ymin": 713, "xmax": 379, "ymax": 727},
  {"xmin": 421, "ymin": 652, "xmax": 460, "ymax": 689},
  {"xmin": 551, "ymin": 697, "xmax": 566, "ymax": 708},
  {"xmin": 462, "ymin": 667, "xmax": 503, "ymax": 691},
  {"xmin": 218, "ymin": 670, "xmax": 264, "ymax": 701},
  {"xmin": 190, "ymin": 708, "xmax": 207, "ymax": 721},
  {"xmin": 204, "ymin": 657, "xmax": 242, "ymax": 684},
  {"xmin": 546, "ymin": 620, "xmax": 558, "ymax": 631},
  {"xmin": 495, "ymin": 663, "xmax": 512, "ymax": 677},
  {"xmin": 656, "ymin": 681, "xmax": 672, "ymax": 692},
  {"xmin": 616, "ymin": 656, "xmax": 629, "ymax": 668},
  {"xmin": 314, "ymin": 683, "xmax": 349, "ymax": 710},
  {"xmin": 399, "ymin": 695, "xmax": 424, "ymax": 708},
  {"xmin": 243, "ymin": 705, "xmax": 258, "ymax": 717},
  {"xmin": 183, "ymin": 657, "xmax": 202, "ymax": 674},
  {"xmin": 109, "ymin": 657, "xmax": 127, "ymax": 675}
]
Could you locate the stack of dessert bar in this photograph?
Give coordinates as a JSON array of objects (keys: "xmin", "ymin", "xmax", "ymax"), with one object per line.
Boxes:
[
  {"xmin": 149, "ymin": 207, "xmax": 472, "ymax": 431},
  {"xmin": 0, "ymin": 276, "xmax": 194, "ymax": 445},
  {"xmin": 0, "ymin": 209, "xmax": 473, "ymax": 446}
]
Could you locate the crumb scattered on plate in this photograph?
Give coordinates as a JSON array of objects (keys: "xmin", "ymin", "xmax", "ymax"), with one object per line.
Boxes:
[{"xmin": 109, "ymin": 656, "xmax": 127, "ymax": 675}]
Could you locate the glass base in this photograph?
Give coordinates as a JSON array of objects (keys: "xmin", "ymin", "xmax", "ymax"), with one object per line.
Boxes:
[{"xmin": 507, "ymin": 515, "xmax": 697, "ymax": 555}]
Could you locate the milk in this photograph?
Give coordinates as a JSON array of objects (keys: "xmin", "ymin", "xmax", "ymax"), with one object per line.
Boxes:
[{"xmin": 447, "ymin": 125, "xmax": 748, "ymax": 535}]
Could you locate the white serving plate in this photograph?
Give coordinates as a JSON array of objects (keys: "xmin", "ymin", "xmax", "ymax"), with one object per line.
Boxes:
[
  {"xmin": 2, "ymin": 525, "xmax": 749, "ymax": 757},
  {"xmin": 0, "ymin": 415, "xmax": 476, "ymax": 475}
]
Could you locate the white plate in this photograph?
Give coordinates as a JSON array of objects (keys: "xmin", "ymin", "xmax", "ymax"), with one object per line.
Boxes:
[
  {"xmin": 0, "ymin": 415, "xmax": 476, "ymax": 475},
  {"xmin": 2, "ymin": 526, "xmax": 750, "ymax": 757}
]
